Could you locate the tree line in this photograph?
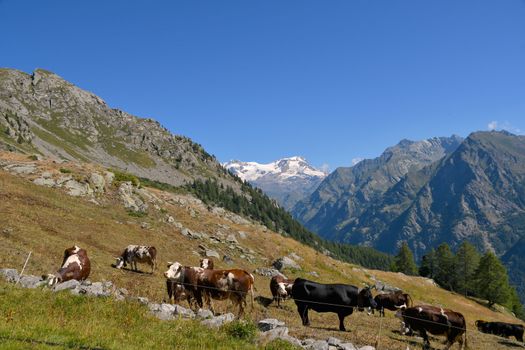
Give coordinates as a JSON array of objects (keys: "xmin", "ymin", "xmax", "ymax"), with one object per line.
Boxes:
[
  {"xmin": 392, "ymin": 241, "xmax": 524, "ymax": 319},
  {"xmin": 186, "ymin": 178, "xmax": 394, "ymax": 270}
]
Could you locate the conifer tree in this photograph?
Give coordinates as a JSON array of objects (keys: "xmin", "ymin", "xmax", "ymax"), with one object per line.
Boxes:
[
  {"xmin": 392, "ymin": 242, "xmax": 418, "ymax": 275},
  {"xmin": 435, "ymin": 243, "xmax": 455, "ymax": 290},
  {"xmin": 472, "ymin": 252, "xmax": 512, "ymax": 307},
  {"xmin": 454, "ymin": 241, "xmax": 481, "ymax": 295},
  {"xmin": 419, "ymin": 248, "xmax": 437, "ymax": 278}
]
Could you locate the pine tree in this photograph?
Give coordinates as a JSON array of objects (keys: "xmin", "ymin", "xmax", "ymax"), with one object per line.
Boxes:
[
  {"xmin": 472, "ymin": 252, "xmax": 512, "ymax": 307},
  {"xmin": 454, "ymin": 241, "xmax": 481, "ymax": 296},
  {"xmin": 435, "ymin": 243, "xmax": 455, "ymax": 290},
  {"xmin": 419, "ymin": 248, "xmax": 437, "ymax": 278},
  {"xmin": 392, "ymin": 242, "xmax": 418, "ymax": 275}
]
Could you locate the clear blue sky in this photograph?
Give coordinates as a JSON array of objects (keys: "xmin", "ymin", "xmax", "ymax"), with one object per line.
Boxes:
[{"xmin": 1, "ymin": 1, "xmax": 524, "ymax": 170}]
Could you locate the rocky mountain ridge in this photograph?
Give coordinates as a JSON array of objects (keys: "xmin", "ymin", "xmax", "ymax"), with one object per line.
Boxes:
[
  {"xmin": 0, "ymin": 68, "xmax": 231, "ymax": 187},
  {"xmin": 224, "ymin": 156, "xmax": 327, "ymax": 210}
]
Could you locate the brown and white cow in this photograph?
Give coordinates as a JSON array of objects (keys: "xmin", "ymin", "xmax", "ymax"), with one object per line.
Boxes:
[
  {"xmin": 114, "ymin": 245, "xmax": 157, "ymax": 273},
  {"xmin": 372, "ymin": 291, "xmax": 413, "ymax": 317},
  {"xmin": 396, "ymin": 305, "xmax": 468, "ymax": 350},
  {"xmin": 164, "ymin": 262, "xmax": 254, "ymax": 317},
  {"xmin": 166, "ymin": 259, "xmax": 214, "ymax": 305},
  {"xmin": 44, "ymin": 245, "xmax": 91, "ymax": 286},
  {"xmin": 270, "ymin": 275, "xmax": 294, "ymax": 307}
]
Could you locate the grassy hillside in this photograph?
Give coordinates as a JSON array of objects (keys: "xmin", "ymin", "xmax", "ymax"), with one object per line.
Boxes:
[{"xmin": 1, "ymin": 152, "xmax": 524, "ymax": 349}]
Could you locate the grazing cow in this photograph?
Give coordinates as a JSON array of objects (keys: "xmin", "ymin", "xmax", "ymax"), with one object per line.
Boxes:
[
  {"xmin": 164, "ymin": 262, "xmax": 254, "ymax": 317},
  {"xmin": 291, "ymin": 278, "xmax": 377, "ymax": 331},
  {"xmin": 395, "ymin": 305, "xmax": 467, "ymax": 350},
  {"xmin": 199, "ymin": 258, "xmax": 214, "ymax": 270},
  {"xmin": 44, "ymin": 245, "xmax": 91, "ymax": 286},
  {"xmin": 270, "ymin": 275, "xmax": 294, "ymax": 307},
  {"xmin": 165, "ymin": 259, "xmax": 214, "ymax": 305},
  {"xmin": 476, "ymin": 320, "xmax": 524, "ymax": 342},
  {"xmin": 114, "ymin": 245, "xmax": 157, "ymax": 273},
  {"xmin": 373, "ymin": 291, "xmax": 413, "ymax": 317}
]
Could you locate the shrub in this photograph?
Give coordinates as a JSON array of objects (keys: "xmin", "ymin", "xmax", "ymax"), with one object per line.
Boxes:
[
  {"xmin": 222, "ymin": 320, "xmax": 257, "ymax": 343},
  {"xmin": 111, "ymin": 169, "xmax": 140, "ymax": 187},
  {"xmin": 127, "ymin": 210, "xmax": 147, "ymax": 218},
  {"xmin": 59, "ymin": 168, "xmax": 72, "ymax": 174}
]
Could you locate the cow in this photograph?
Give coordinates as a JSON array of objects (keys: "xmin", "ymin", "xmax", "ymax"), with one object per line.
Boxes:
[
  {"xmin": 165, "ymin": 259, "xmax": 214, "ymax": 305},
  {"xmin": 291, "ymin": 278, "xmax": 377, "ymax": 331},
  {"xmin": 114, "ymin": 245, "xmax": 157, "ymax": 273},
  {"xmin": 43, "ymin": 245, "xmax": 91, "ymax": 286},
  {"xmin": 395, "ymin": 305, "xmax": 467, "ymax": 350},
  {"xmin": 164, "ymin": 262, "xmax": 254, "ymax": 317},
  {"xmin": 270, "ymin": 275, "xmax": 294, "ymax": 307},
  {"xmin": 476, "ymin": 320, "xmax": 524, "ymax": 342},
  {"xmin": 372, "ymin": 291, "xmax": 413, "ymax": 317}
]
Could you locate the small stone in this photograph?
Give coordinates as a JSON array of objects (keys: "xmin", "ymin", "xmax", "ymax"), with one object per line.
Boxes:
[
  {"xmin": 19, "ymin": 275, "xmax": 45, "ymax": 289},
  {"xmin": 141, "ymin": 222, "xmax": 150, "ymax": 229},
  {"xmin": 205, "ymin": 250, "xmax": 220, "ymax": 259},
  {"xmin": 338, "ymin": 343, "xmax": 357, "ymax": 350},
  {"xmin": 327, "ymin": 337, "xmax": 341, "ymax": 346},
  {"xmin": 0, "ymin": 268, "xmax": 18, "ymax": 282},
  {"xmin": 238, "ymin": 231, "xmax": 247, "ymax": 239},
  {"xmin": 258, "ymin": 318, "xmax": 285, "ymax": 332},
  {"xmin": 137, "ymin": 297, "xmax": 149, "ymax": 305},
  {"xmin": 226, "ymin": 234, "xmax": 238, "ymax": 244},
  {"xmin": 196, "ymin": 308, "xmax": 214, "ymax": 320},
  {"xmin": 200, "ymin": 313, "xmax": 235, "ymax": 329},
  {"xmin": 223, "ymin": 255, "xmax": 234, "ymax": 265},
  {"xmin": 53, "ymin": 279, "xmax": 80, "ymax": 292},
  {"xmin": 304, "ymin": 340, "xmax": 329, "ymax": 350},
  {"xmin": 173, "ymin": 305, "xmax": 195, "ymax": 319},
  {"xmin": 33, "ymin": 177, "xmax": 56, "ymax": 187},
  {"xmin": 357, "ymin": 347, "xmax": 375, "ymax": 350}
]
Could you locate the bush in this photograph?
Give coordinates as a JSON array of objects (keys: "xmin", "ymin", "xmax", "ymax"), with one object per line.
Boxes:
[
  {"xmin": 59, "ymin": 168, "xmax": 72, "ymax": 174},
  {"xmin": 222, "ymin": 320, "xmax": 257, "ymax": 343},
  {"xmin": 111, "ymin": 169, "xmax": 140, "ymax": 187},
  {"xmin": 127, "ymin": 210, "xmax": 147, "ymax": 218}
]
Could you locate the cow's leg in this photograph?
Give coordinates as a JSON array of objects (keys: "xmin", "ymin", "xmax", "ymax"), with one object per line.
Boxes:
[
  {"xmin": 380, "ymin": 307, "xmax": 384, "ymax": 317},
  {"xmin": 338, "ymin": 313, "xmax": 346, "ymax": 331},
  {"xmin": 420, "ymin": 330, "xmax": 430, "ymax": 350},
  {"xmin": 297, "ymin": 303, "xmax": 310, "ymax": 326}
]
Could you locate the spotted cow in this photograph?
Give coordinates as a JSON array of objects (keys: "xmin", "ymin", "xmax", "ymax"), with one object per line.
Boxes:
[
  {"xmin": 114, "ymin": 245, "xmax": 157, "ymax": 273},
  {"xmin": 44, "ymin": 245, "xmax": 91, "ymax": 286},
  {"xmin": 270, "ymin": 275, "xmax": 294, "ymax": 307}
]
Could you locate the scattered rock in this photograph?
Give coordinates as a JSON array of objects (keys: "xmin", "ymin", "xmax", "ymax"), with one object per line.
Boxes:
[
  {"xmin": 288, "ymin": 252, "xmax": 302, "ymax": 261},
  {"xmin": 196, "ymin": 308, "xmax": 214, "ymax": 320},
  {"xmin": 118, "ymin": 182, "xmax": 148, "ymax": 212},
  {"xmin": 258, "ymin": 318, "xmax": 285, "ymax": 332},
  {"xmin": 89, "ymin": 173, "xmax": 106, "ymax": 193},
  {"xmin": 136, "ymin": 297, "xmax": 149, "ymax": 305},
  {"xmin": 149, "ymin": 303, "xmax": 176, "ymax": 320},
  {"xmin": 166, "ymin": 215, "xmax": 175, "ymax": 223},
  {"xmin": 205, "ymin": 250, "xmax": 220, "ymax": 259},
  {"xmin": 200, "ymin": 313, "xmax": 235, "ymax": 329},
  {"xmin": 357, "ymin": 347, "xmax": 375, "ymax": 350},
  {"xmin": 327, "ymin": 337, "xmax": 341, "ymax": 346},
  {"xmin": 65, "ymin": 179, "xmax": 93, "ymax": 197},
  {"xmin": 34, "ymin": 177, "xmax": 56, "ymax": 187},
  {"xmin": 309, "ymin": 271, "xmax": 320, "ymax": 278},
  {"xmin": 272, "ymin": 256, "xmax": 301, "ymax": 271},
  {"xmin": 5, "ymin": 164, "xmax": 36, "ymax": 174},
  {"xmin": 104, "ymin": 171, "xmax": 115, "ymax": 186},
  {"xmin": 0, "ymin": 268, "xmax": 19, "ymax": 283},
  {"xmin": 254, "ymin": 267, "xmax": 285, "ymax": 278},
  {"xmin": 238, "ymin": 231, "xmax": 247, "ymax": 239},
  {"xmin": 226, "ymin": 234, "xmax": 238, "ymax": 244},
  {"xmin": 53, "ymin": 279, "xmax": 81, "ymax": 292},
  {"xmin": 41, "ymin": 171, "xmax": 52, "ymax": 178},
  {"xmin": 140, "ymin": 222, "xmax": 151, "ymax": 230},
  {"xmin": 173, "ymin": 304, "xmax": 196, "ymax": 319},
  {"xmin": 72, "ymin": 281, "xmax": 113, "ymax": 297},
  {"xmin": 223, "ymin": 255, "xmax": 234, "ymax": 265},
  {"xmin": 19, "ymin": 275, "xmax": 45, "ymax": 288},
  {"xmin": 114, "ymin": 288, "xmax": 129, "ymax": 301},
  {"xmin": 339, "ymin": 343, "xmax": 357, "ymax": 350},
  {"xmin": 304, "ymin": 340, "xmax": 330, "ymax": 350}
]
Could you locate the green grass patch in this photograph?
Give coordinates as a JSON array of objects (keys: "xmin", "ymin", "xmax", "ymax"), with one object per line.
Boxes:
[
  {"xmin": 32, "ymin": 126, "xmax": 89, "ymax": 162},
  {"xmin": 111, "ymin": 169, "xmax": 140, "ymax": 187},
  {"xmin": 59, "ymin": 168, "xmax": 72, "ymax": 174},
  {"xmin": 222, "ymin": 320, "xmax": 258, "ymax": 343},
  {"xmin": 102, "ymin": 140, "xmax": 156, "ymax": 169},
  {"xmin": 0, "ymin": 281, "xmax": 257, "ymax": 350}
]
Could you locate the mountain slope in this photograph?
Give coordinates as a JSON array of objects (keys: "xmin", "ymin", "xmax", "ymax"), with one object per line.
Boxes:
[
  {"xmin": 292, "ymin": 136, "xmax": 463, "ymax": 239},
  {"xmin": 0, "ymin": 68, "xmax": 229, "ymax": 187},
  {"xmin": 0, "ymin": 153, "xmax": 522, "ymax": 350},
  {"xmin": 224, "ymin": 156, "xmax": 327, "ymax": 210}
]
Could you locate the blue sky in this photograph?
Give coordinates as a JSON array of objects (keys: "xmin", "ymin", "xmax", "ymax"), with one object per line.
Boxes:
[{"xmin": 1, "ymin": 1, "xmax": 524, "ymax": 170}]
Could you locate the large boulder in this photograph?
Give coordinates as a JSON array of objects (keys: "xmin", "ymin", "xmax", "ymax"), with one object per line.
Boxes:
[
  {"xmin": 65, "ymin": 179, "xmax": 93, "ymax": 197},
  {"xmin": 53, "ymin": 279, "xmax": 80, "ymax": 292},
  {"xmin": 200, "ymin": 313, "xmax": 235, "ymax": 329},
  {"xmin": 118, "ymin": 182, "xmax": 148, "ymax": 212},
  {"xmin": 258, "ymin": 319, "xmax": 285, "ymax": 332},
  {"xmin": 89, "ymin": 173, "xmax": 106, "ymax": 193},
  {"xmin": 254, "ymin": 267, "xmax": 285, "ymax": 278},
  {"xmin": 272, "ymin": 256, "xmax": 301, "ymax": 271},
  {"xmin": 0, "ymin": 268, "xmax": 19, "ymax": 282}
]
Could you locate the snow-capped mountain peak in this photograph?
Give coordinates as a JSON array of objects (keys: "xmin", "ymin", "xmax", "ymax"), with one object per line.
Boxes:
[
  {"xmin": 223, "ymin": 156, "xmax": 326, "ymax": 182},
  {"xmin": 223, "ymin": 156, "xmax": 328, "ymax": 210}
]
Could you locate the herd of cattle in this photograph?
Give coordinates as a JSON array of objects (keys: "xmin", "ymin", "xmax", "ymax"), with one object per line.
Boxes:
[{"xmin": 41, "ymin": 244, "xmax": 524, "ymax": 349}]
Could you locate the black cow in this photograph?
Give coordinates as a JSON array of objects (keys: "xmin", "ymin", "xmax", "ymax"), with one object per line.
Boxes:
[
  {"xmin": 476, "ymin": 320, "xmax": 524, "ymax": 342},
  {"xmin": 291, "ymin": 278, "xmax": 377, "ymax": 331}
]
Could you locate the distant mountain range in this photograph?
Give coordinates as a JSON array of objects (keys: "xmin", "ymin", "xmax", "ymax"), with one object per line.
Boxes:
[
  {"xmin": 292, "ymin": 131, "xmax": 525, "ymax": 300},
  {"xmin": 224, "ymin": 156, "xmax": 327, "ymax": 210}
]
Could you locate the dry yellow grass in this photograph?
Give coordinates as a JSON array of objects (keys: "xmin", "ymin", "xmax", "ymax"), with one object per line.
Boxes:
[{"xmin": 0, "ymin": 152, "xmax": 523, "ymax": 349}]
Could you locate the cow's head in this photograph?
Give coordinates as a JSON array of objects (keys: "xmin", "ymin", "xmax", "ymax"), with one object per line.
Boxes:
[
  {"xmin": 277, "ymin": 282, "xmax": 289, "ymax": 297},
  {"xmin": 42, "ymin": 273, "xmax": 61, "ymax": 287},
  {"xmin": 200, "ymin": 258, "xmax": 213, "ymax": 269},
  {"xmin": 475, "ymin": 320, "xmax": 486, "ymax": 331},
  {"xmin": 357, "ymin": 287, "xmax": 377, "ymax": 310},
  {"xmin": 114, "ymin": 257, "xmax": 126, "ymax": 269},
  {"xmin": 164, "ymin": 262, "xmax": 183, "ymax": 281}
]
